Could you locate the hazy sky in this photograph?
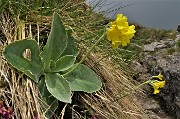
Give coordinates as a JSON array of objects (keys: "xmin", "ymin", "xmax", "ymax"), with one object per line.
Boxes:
[{"xmin": 86, "ymin": 0, "xmax": 180, "ymax": 30}]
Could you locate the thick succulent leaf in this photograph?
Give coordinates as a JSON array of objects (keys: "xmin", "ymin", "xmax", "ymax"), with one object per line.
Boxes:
[
  {"xmin": 45, "ymin": 73, "xmax": 71, "ymax": 103},
  {"xmin": 66, "ymin": 64, "xmax": 102, "ymax": 93},
  {"xmin": 61, "ymin": 30, "xmax": 78, "ymax": 57},
  {"xmin": 51, "ymin": 55, "xmax": 76, "ymax": 72},
  {"xmin": 3, "ymin": 39, "xmax": 43, "ymax": 82},
  {"xmin": 41, "ymin": 13, "xmax": 68, "ymax": 71},
  {"xmin": 38, "ymin": 77, "xmax": 58, "ymax": 118}
]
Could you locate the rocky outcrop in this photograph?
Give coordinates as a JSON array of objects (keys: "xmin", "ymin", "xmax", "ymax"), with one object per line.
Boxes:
[
  {"xmin": 135, "ymin": 34, "xmax": 180, "ymax": 119},
  {"xmin": 143, "ymin": 39, "xmax": 176, "ymax": 52},
  {"xmin": 144, "ymin": 55, "xmax": 180, "ymax": 119}
]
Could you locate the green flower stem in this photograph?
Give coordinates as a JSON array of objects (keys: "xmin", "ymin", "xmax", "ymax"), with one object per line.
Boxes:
[
  {"xmin": 113, "ymin": 79, "xmax": 152, "ymax": 102},
  {"xmin": 134, "ymin": 79, "xmax": 152, "ymax": 90},
  {"xmin": 62, "ymin": 30, "xmax": 106, "ymax": 77}
]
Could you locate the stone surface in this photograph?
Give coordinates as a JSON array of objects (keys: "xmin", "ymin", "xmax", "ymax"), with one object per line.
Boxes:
[
  {"xmin": 143, "ymin": 39, "xmax": 176, "ymax": 52},
  {"xmin": 135, "ymin": 34, "xmax": 180, "ymax": 119},
  {"xmin": 143, "ymin": 55, "xmax": 180, "ymax": 119},
  {"xmin": 175, "ymin": 34, "xmax": 180, "ymax": 42}
]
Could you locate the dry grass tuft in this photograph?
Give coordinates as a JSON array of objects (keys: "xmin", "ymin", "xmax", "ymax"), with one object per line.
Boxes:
[
  {"xmin": 0, "ymin": 12, "xmax": 45, "ymax": 119},
  {"xmin": 78, "ymin": 53, "xmax": 148, "ymax": 119}
]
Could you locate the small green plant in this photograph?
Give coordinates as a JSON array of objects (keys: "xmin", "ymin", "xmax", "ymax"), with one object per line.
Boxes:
[
  {"xmin": 113, "ymin": 73, "xmax": 166, "ymax": 102},
  {"xmin": 135, "ymin": 73, "xmax": 165, "ymax": 95},
  {"xmin": 3, "ymin": 13, "xmax": 102, "ymax": 117},
  {"xmin": 3, "ymin": 13, "xmax": 136, "ymax": 118}
]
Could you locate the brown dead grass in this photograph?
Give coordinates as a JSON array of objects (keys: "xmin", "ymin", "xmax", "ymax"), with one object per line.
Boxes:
[
  {"xmin": 79, "ymin": 53, "xmax": 148, "ymax": 119},
  {"xmin": 0, "ymin": 12, "xmax": 45, "ymax": 119}
]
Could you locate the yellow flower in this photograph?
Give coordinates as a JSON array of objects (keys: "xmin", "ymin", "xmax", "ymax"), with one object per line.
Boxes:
[
  {"xmin": 151, "ymin": 81, "xmax": 165, "ymax": 94},
  {"xmin": 106, "ymin": 14, "xmax": 136, "ymax": 48},
  {"xmin": 152, "ymin": 73, "xmax": 163, "ymax": 80}
]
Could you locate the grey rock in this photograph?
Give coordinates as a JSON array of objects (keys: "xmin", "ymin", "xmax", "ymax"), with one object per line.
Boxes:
[
  {"xmin": 144, "ymin": 42, "xmax": 164, "ymax": 51},
  {"xmin": 143, "ymin": 39, "xmax": 175, "ymax": 52},
  {"xmin": 175, "ymin": 34, "xmax": 180, "ymax": 43},
  {"xmin": 142, "ymin": 54, "xmax": 180, "ymax": 119},
  {"xmin": 136, "ymin": 34, "xmax": 180, "ymax": 119}
]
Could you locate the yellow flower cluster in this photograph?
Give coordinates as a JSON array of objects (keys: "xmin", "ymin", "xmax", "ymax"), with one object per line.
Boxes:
[
  {"xmin": 106, "ymin": 14, "xmax": 136, "ymax": 48},
  {"xmin": 151, "ymin": 80, "xmax": 165, "ymax": 94},
  {"xmin": 150, "ymin": 73, "xmax": 165, "ymax": 94}
]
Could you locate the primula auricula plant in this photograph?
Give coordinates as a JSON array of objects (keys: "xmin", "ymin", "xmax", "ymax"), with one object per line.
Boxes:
[
  {"xmin": 113, "ymin": 73, "xmax": 166, "ymax": 102},
  {"xmin": 3, "ymin": 13, "xmax": 135, "ymax": 117},
  {"xmin": 134, "ymin": 73, "xmax": 165, "ymax": 95},
  {"xmin": 150, "ymin": 73, "xmax": 165, "ymax": 94}
]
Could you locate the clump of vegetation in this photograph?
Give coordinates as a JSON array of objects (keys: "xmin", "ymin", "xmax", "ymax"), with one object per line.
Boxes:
[
  {"xmin": 3, "ymin": 13, "xmax": 103, "ymax": 118},
  {"xmin": 2, "ymin": 8, "xmax": 138, "ymax": 118}
]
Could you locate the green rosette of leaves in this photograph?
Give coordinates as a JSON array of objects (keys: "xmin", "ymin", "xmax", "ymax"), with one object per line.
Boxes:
[{"xmin": 3, "ymin": 13, "xmax": 102, "ymax": 118}]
